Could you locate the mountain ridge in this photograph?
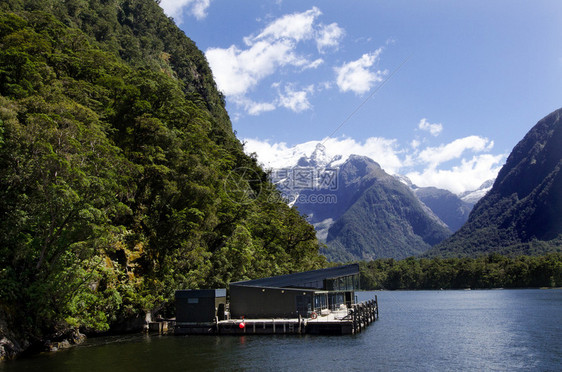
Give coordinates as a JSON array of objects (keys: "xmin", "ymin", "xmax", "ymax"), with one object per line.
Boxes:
[
  {"xmin": 271, "ymin": 143, "xmax": 493, "ymax": 261},
  {"xmin": 429, "ymin": 107, "xmax": 562, "ymax": 256},
  {"xmin": 273, "ymin": 152, "xmax": 455, "ymax": 261},
  {"xmin": 323, "ymin": 157, "xmax": 452, "ymax": 261}
]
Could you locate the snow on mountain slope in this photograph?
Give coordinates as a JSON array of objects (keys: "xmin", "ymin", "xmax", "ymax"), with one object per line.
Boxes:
[{"xmin": 459, "ymin": 179, "xmax": 494, "ymax": 204}]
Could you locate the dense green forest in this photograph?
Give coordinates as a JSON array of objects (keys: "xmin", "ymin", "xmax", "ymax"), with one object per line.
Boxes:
[
  {"xmin": 0, "ymin": 0, "xmax": 325, "ymax": 346},
  {"xmin": 359, "ymin": 253, "xmax": 562, "ymax": 290}
]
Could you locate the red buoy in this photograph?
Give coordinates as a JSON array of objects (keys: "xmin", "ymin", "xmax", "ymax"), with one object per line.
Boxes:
[{"xmin": 239, "ymin": 322, "xmax": 245, "ymax": 329}]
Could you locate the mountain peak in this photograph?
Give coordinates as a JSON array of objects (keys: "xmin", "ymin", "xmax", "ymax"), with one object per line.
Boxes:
[
  {"xmin": 338, "ymin": 155, "xmax": 389, "ymax": 185},
  {"xmin": 347, "ymin": 154, "xmax": 379, "ymax": 165},
  {"xmin": 296, "ymin": 143, "xmax": 332, "ymax": 168}
]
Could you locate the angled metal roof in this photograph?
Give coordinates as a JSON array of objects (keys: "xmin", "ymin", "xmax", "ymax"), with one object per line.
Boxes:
[{"xmin": 230, "ymin": 264, "xmax": 359, "ymax": 289}]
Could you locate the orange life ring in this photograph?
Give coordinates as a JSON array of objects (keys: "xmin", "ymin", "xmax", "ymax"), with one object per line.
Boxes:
[{"xmin": 311, "ymin": 312, "xmax": 317, "ymax": 319}]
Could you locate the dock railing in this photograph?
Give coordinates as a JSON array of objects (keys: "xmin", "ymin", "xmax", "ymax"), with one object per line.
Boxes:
[{"xmin": 346, "ymin": 296, "xmax": 378, "ymax": 334}]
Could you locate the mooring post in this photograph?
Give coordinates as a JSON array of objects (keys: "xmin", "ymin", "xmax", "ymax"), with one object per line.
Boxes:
[
  {"xmin": 357, "ymin": 304, "xmax": 361, "ymax": 332},
  {"xmin": 356, "ymin": 305, "xmax": 359, "ymax": 333},
  {"xmin": 352, "ymin": 305, "xmax": 357, "ymax": 334},
  {"xmin": 361, "ymin": 302, "xmax": 365, "ymax": 328}
]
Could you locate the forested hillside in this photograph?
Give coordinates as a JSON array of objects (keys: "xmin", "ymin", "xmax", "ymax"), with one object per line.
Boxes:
[
  {"xmin": 0, "ymin": 0, "xmax": 324, "ymax": 352},
  {"xmin": 359, "ymin": 253, "xmax": 562, "ymax": 290}
]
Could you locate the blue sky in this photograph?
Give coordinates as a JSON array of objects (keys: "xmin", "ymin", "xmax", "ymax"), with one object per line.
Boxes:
[{"xmin": 160, "ymin": 0, "xmax": 562, "ymax": 194}]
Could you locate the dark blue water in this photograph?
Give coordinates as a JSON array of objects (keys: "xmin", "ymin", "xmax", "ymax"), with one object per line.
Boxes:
[{"xmin": 2, "ymin": 289, "xmax": 561, "ymax": 371}]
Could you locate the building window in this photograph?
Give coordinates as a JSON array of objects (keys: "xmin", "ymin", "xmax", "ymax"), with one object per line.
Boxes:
[
  {"xmin": 314, "ymin": 294, "xmax": 328, "ymax": 311},
  {"xmin": 328, "ymin": 293, "xmax": 345, "ymax": 310}
]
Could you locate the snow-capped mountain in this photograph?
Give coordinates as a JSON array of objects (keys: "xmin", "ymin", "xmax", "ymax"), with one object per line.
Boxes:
[
  {"xmin": 459, "ymin": 179, "xmax": 494, "ymax": 204},
  {"xmin": 270, "ymin": 147, "xmax": 451, "ymax": 260},
  {"xmin": 267, "ymin": 144, "xmax": 494, "ymax": 261},
  {"xmin": 269, "ymin": 143, "xmax": 344, "ymax": 207}
]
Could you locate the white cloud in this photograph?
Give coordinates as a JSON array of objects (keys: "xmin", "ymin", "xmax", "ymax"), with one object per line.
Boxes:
[
  {"xmin": 243, "ymin": 136, "xmax": 403, "ymax": 174},
  {"xmin": 303, "ymin": 58, "xmax": 324, "ymax": 70},
  {"xmin": 243, "ymin": 139, "xmax": 314, "ymax": 169},
  {"xmin": 417, "ymin": 136, "xmax": 494, "ymax": 168},
  {"xmin": 207, "ymin": 7, "xmax": 327, "ymax": 98},
  {"xmin": 205, "ymin": 7, "xmax": 345, "ymax": 116},
  {"xmin": 418, "ymin": 118, "xmax": 443, "ymax": 136},
  {"xmin": 253, "ymin": 7, "xmax": 322, "ymax": 43},
  {"xmin": 190, "ymin": 0, "xmax": 211, "ymax": 19},
  {"xmin": 206, "ymin": 40, "xmax": 308, "ymax": 96},
  {"xmin": 159, "ymin": 0, "xmax": 212, "ymax": 21},
  {"xmin": 277, "ymin": 85, "xmax": 314, "ymax": 113},
  {"xmin": 246, "ymin": 102, "xmax": 277, "ymax": 116},
  {"xmin": 335, "ymin": 49, "xmax": 386, "ymax": 95},
  {"xmin": 316, "ymin": 23, "xmax": 345, "ymax": 52},
  {"xmin": 406, "ymin": 154, "xmax": 505, "ymax": 194},
  {"xmin": 324, "ymin": 136, "xmax": 403, "ymax": 173},
  {"xmin": 233, "ymin": 97, "xmax": 276, "ymax": 116},
  {"xmin": 243, "ymin": 133, "xmax": 505, "ymax": 195}
]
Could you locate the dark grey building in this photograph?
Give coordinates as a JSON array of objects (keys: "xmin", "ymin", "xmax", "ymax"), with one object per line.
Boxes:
[
  {"xmin": 175, "ymin": 289, "xmax": 227, "ymax": 323},
  {"xmin": 229, "ymin": 264, "xmax": 359, "ymax": 319}
]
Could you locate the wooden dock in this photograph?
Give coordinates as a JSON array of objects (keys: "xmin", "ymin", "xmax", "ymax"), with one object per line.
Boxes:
[{"xmin": 175, "ymin": 297, "xmax": 378, "ymax": 336}]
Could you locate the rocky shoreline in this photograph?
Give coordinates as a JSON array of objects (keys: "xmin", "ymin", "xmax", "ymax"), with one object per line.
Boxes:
[
  {"xmin": 0, "ymin": 329, "xmax": 86, "ymax": 362},
  {"xmin": 0, "ymin": 312, "xmax": 153, "ymax": 362}
]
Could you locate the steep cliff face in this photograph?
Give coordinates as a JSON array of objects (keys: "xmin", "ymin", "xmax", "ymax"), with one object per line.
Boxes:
[
  {"xmin": 430, "ymin": 108, "xmax": 562, "ymax": 256},
  {"xmin": 0, "ymin": 0, "xmax": 324, "ymax": 357}
]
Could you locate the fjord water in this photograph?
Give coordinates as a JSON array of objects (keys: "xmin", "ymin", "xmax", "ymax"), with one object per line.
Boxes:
[{"xmin": 2, "ymin": 289, "xmax": 560, "ymax": 371}]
